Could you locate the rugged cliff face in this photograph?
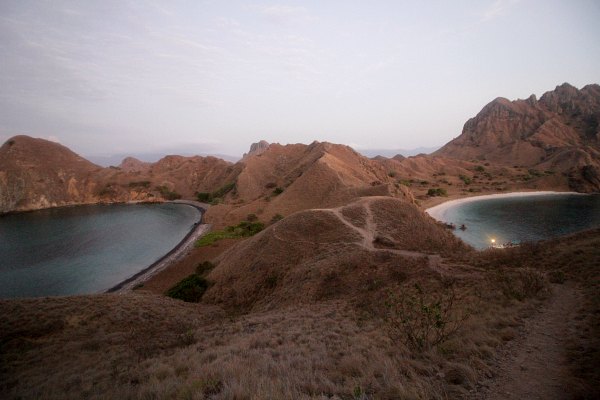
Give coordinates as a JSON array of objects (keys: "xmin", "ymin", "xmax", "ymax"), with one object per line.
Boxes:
[{"xmin": 436, "ymin": 83, "xmax": 600, "ymax": 191}]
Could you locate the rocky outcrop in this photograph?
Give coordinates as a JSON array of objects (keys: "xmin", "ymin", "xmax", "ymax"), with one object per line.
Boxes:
[
  {"xmin": 435, "ymin": 83, "xmax": 600, "ymax": 191},
  {"xmin": 242, "ymin": 140, "xmax": 270, "ymax": 159}
]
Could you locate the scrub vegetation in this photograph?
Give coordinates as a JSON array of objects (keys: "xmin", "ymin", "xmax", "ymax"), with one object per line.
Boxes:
[
  {"xmin": 196, "ymin": 182, "xmax": 236, "ymax": 205},
  {"xmin": 2, "ymin": 193, "xmax": 598, "ymax": 400},
  {"xmin": 195, "ymin": 220, "xmax": 264, "ymax": 247}
]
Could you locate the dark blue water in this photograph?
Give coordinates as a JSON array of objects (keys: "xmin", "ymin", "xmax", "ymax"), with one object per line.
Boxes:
[
  {"xmin": 0, "ymin": 203, "xmax": 200, "ymax": 298},
  {"xmin": 430, "ymin": 194, "xmax": 600, "ymax": 249}
]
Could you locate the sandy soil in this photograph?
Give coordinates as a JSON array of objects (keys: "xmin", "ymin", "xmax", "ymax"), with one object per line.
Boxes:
[{"xmin": 470, "ymin": 284, "xmax": 581, "ymax": 400}]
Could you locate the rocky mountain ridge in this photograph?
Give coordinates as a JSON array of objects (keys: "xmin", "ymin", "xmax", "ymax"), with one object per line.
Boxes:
[
  {"xmin": 435, "ymin": 83, "xmax": 600, "ymax": 191},
  {"xmin": 2, "ymin": 83, "xmax": 599, "ymax": 214}
]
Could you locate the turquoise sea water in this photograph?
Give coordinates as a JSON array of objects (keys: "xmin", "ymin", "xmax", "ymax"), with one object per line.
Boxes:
[
  {"xmin": 429, "ymin": 194, "xmax": 600, "ymax": 249},
  {"xmin": 0, "ymin": 203, "xmax": 200, "ymax": 298}
]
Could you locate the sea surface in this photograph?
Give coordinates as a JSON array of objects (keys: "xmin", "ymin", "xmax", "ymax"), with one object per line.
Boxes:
[
  {"xmin": 0, "ymin": 203, "xmax": 201, "ymax": 298},
  {"xmin": 429, "ymin": 193, "xmax": 600, "ymax": 249}
]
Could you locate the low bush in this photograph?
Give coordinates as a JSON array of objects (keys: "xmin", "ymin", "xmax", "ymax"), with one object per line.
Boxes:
[
  {"xmin": 270, "ymin": 214, "xmax": 284, "ymax": 224},
  {"xmin": 384, "ymin": 281, "xmax": 467, "ymax": 350},
  {"xmin": 272, "ymin": 187, "xmax": 284, "ymax": 195},
  {"xmin": 196, "ymin": 192, "xmax": 211, "ymax": 202},
  {"xmin": 156, "ymin": 185, "xmax": 181, "ymax": 200},
  {"xmin": 195, "ymin": 261, "xmax": 215, "ymax": 276},
  {"xmin": 166, "ymin": 274, "xmax": 209, "ymax": 302},
  {"xmin": 246, "ymin": 213, "xmax": 258, "ymax": 222},
  {"xmin": 491, "ymin": 268, "xmax": 548, "ymax": 301},
  {"xmin": 427, "ymin": 188, "xmax": 447, "ymax": 197}
]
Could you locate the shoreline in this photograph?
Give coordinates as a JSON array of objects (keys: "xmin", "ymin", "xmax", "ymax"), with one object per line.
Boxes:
[
  {"xmin": 106, "ymin": 199, "xmax": 211, "ymax": 293},
  {"xmin": 425, "ymin": 191, "xmax": 584, "ymax": 222}
]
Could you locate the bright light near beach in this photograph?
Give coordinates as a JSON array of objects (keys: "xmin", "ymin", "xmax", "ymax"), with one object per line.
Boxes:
[{"xmin": 491, "ymin": 238, "xmax": 496, "ymax": 244}]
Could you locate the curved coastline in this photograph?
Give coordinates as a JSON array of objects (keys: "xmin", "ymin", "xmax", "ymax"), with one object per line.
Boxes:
[
  {"xmin": 425, "ymin": 191, "xmax": 585, "ymax": 222},
  {"xmin": 106, "ymin": 200, "xmax": 211, "ymax": 293}
]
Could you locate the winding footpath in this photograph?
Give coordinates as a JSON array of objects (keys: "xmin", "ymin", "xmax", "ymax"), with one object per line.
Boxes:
[
  {"xmin": 471, "ymin": 284, "xmax": 581, "ymax": 400},
  {"xmin": 273, "ymin": 198, "xmax": 441, "ymax": 270}
]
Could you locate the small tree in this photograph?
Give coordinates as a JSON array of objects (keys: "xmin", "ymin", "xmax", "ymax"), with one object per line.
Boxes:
[{"xmin": 385, "ymin": 281, "xmax": 468, "ymax": 350}]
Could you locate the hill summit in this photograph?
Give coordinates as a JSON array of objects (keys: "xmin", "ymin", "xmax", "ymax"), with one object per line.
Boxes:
[{"xmin": 435, "ymin": 83, "xmax": 600, "ymax": 190}]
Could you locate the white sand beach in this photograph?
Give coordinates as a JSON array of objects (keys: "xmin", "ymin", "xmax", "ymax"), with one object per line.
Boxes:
[{"xmin": 425, "ymin": 191, "xmax": 583, "ymax": 222}]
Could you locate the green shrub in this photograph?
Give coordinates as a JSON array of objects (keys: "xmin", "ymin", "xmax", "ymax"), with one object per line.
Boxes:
[
  {"xmin": 156, "ymin": 185, "xmax": 181, "ymax": 200},
  {"xmin": 388, "ymin": 171, "xmax": 397, "ymax": 177},
  {"xmin": 427, "ymin": 188, "xmax": 447, "ymax": 197},
  {"xmin": 270, "ymin": 214, "xmax": 284, "ymax": 224},
  {"xmin": 459, "ymin": 175, "xmax": 472, "ymax": 185},
  {"xmin": 195, "ymin": 221, "xmax": 264, "ymax": 247},
  {"xmin": 273, "ymin": 187, "xmax": 284, "ymax": 195},
  {"xmin": 196, "ymin": 192, "xmax": 211, "ymax": 202},
  {"xmin": 166, "ymin": 274, "xmax": 209, "ymax": 302},
  {"xmin": 528, "ymin": 168, "xmax": 543, "ymax": 177},
  {"xmin": 475, "ymin": 165, "xmax": 485, "ymax": 172},
  {"xmin": 195, "ymin": 231, "xmax": 236, "ymax": 247}
]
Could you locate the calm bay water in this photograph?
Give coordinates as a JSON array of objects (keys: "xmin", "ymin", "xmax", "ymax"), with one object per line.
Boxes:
[
  {"xmin": 429, "ymin": 193, "xmax": 600, "ymax": 249},
  {"xmin": 0, "ymin": 203, "xmax": 200, "ymax": 298}
]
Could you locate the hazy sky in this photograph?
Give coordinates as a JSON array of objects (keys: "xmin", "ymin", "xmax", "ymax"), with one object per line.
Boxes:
[{"xmin": 1, "ymin": 1, "xmax": 599, "ymax": 158}]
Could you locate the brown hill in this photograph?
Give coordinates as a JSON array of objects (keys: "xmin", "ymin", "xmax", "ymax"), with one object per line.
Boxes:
[
  {"xmin": 0, "ymin": 136, "xmax": 237, "ymax": 213},
  {"xmin": 435, "ymin": 83, "xmax": 600, "ymax": 191},
  {"xmin": 204, "ymin": 141, "xmax": 414, "ymax": 228},
  {"xmin": 204, "ymin": 196, "xmax": 468, "ymax": 311},
  {"xmin": 118, "ymin": 156, "xmax": 150, "ymax": 173},
  {"xmin": 0, "ymin": 135, "xmax": 104, "ymax": 213}
]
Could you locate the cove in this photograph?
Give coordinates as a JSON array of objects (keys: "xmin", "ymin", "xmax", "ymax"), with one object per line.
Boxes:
[
  {"xmin": 426, "ymin": 192, "xmax": 600, "ymax": 250},
  {"xmin": 0, "ymin": 203, "xmax": 201, "ymax": 298}
]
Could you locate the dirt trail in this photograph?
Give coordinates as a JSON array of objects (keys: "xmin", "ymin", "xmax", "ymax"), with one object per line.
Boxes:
[{"xmin": 472, "ymin": 284, "xmax": 580, "ymax": 400}]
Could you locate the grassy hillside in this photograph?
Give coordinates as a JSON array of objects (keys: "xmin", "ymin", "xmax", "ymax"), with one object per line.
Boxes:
[{"xmin": 2, "ymin": 194, "xmax": 598, "ymax": 399}]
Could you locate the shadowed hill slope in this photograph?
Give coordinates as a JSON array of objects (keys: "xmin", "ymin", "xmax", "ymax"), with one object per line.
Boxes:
[{"xmin": 203, "ymin": 196, "xmax": 469, "ymax": 311}]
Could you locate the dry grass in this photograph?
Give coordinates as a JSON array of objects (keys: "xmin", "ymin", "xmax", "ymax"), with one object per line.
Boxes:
[{"xmin": 1, "ymin": 206, "xmax": 598, "ymax": 399}]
